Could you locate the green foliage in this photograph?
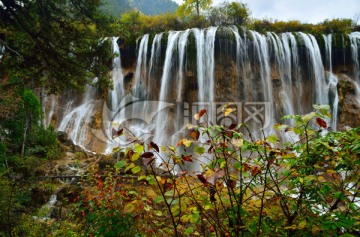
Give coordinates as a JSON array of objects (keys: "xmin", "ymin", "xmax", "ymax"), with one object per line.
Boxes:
[
  {"xmin": 208, "ymin": 1, "xmax": 250, "ymax": 26},
  {"xmin": 248, "ymin": 18, "xmax": 356, "ymax": 35},
  {"xmin": 177, "ymin": 0, "xmax": 213, "ymax": 17},
  {"xmin": 0, "ymin": 83, "xmax": 62, "ymax": 171},
  {"xmin": 0, "ymin": 0, "xmax": 112, "ymax": 92}
]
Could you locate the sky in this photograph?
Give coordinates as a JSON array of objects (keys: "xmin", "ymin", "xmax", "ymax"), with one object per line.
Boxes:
[{"xmin": 173, "ymin": 0, "xmax": 360, "ymax": 24}]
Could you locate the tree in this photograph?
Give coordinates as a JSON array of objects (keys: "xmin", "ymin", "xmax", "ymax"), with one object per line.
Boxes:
[
  {"xmin": 208, "ymin": 1, "xmax": 250, "ymax": 26},
  {"xmin": 177, "ymin": 0, "xmax": 213, "ymax": 17},
  {"xmin": 0, "ymin": 0, "xmax": 112, "ymax": 92}
]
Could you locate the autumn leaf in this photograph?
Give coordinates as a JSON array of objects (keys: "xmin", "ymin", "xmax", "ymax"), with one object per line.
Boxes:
[
  {"xmin": 251, "ymin": 166, "xmax": 261, "ymax": 176},
  {"xmin": 224, "ymin": 108, "xmax": 236, "ymax": 116},
  {"xmin": 112, "ymin": 128, "xmax": 123, "ymax": 138},
  {"xmin": 150, "ymin": 141, "xmax": 160, "ymax": 152},
  {"xmin": 231, "ymin": 138, "xmax": 243, "ymax": 147},
  {"xmin": 196, "ymin": 174, "xmax": 208, "ymax": 185},
  {"xmin": 190, "ymin": 129, "xmax": 200, "ymax": 140},
  {"xmin": 141, "ymin": 152, "xmax": 154, "ymax": 158},
  {"xmin": 316, "ymin": 117, "xmax": 327, "ymax": 128},
  {"xmin": 177, "ymin": 139, "xmax": 192, "ymax": 147},
  {"xmin": 228, "ymin": 123, "xmax": 237, "ymax": 130},
  {"xmin": 194, "ymin": 109, "xmax": 207, "ymax": 120},
  {"xmin": 182, "ymin": 154, "xmax": 193, "ymax": 162}
]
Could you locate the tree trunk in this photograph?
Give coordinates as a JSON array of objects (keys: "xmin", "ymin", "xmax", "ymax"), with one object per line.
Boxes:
[
  {"xmin": 196, "ymin": 0, "xmax": 199, "ymax": 16},
  {"xmin": 21, "ymin": 118, "xmax": 28, "ymax": 157}
]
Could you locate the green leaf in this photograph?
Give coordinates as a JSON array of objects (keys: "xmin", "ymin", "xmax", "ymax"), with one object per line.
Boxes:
[
  {"xmin": 313, "ymin": 104, "xmax": 330, "ymax": 115},
  {"xmin": 131, "ymin": 153, "xmax": 140, "ymax": 161},
  {"xmin": 274, "ymin": 124, "xmax": 288, "ymax": 130},
  {"xmin": 138, "ymin": 175, "xmax": 147, "ymax": 181},
  {"xmin": 146, "ymin": 176, "xmax": 156, "ymax": 185},
  {"xmin": 154, "ymin": 195, "xmax": 165, "ymax": 204},
  {"xmin": 124, "ymin": 163, "xmax": 135, "ymax": 172},
  {"xmin": 131, "ymin": 166, "xmax": 142, "ymax": 174},
  {"xmin": 302, "ymin": 112, "xmax": 315, "ymax": 123},
  {"xmin": 267, "ymin": 134, "xmax": 279, "ymax": 144},
  {"xmin": 114, "ymin": 160, "xmax": 127, "ymax": 169},
  {"xmin": 195, "ymin": 146, "xmax": 206, "ymax": 155},
  {"xmin": 164, "ymin": 190, "xmax": 174, "ymax": 197},
  {"xmin": 112, "ymin": 146, "xmax": 121, "ymax": 153},
  {"xmin": 185, "ymin": 227, "xmax": 193, "ymax": 235},
  {"xmin": 154, "ymin": 210, "xmax": 163, "ymax": 216},
  {"xmin": 135, "ymin": 144, "xmax": 144, "ymax": 153}
]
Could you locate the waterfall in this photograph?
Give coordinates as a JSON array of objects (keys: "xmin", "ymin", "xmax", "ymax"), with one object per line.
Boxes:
[
  {"xmin": 149, "ymin": 33, "xmax": 163, "ymax": 88},
  {"xmin": 58, "ymin": 79, "xmax": 98, "ymax": 148},
  {"xmin": 177, "ymin": 29, "xmax": 191, "ymax": 102},
  {"xmin": 134, "ymin": 34, "xmax": 149, "ymax": 95},
  {"xmin": 50, "ymin": 27, "xmax": 360, "ymax": 155},
  {"xmin": 297, "ymin": 32, "xmax": 328, "ymax": 105},
  {"xmin": 153, "ymin": 31, "xmax": 181, "ymax": 145},
  {"xmin": 0, "ymin": 43, "xmax": 4, "ymax": 62},
  {"xmin": 42, "ymin": 92, "xmax": 56, "ymax": 128},
  {"xmin": 350, "ymin": 32, "xmax": 360, "ymax": 104},
  {"xmin": 229, "ymin": 26, "xmax": 248, "ymax": 101},
  {"xmin": 109, "ymin": 37, "xmax": 125, "ymax": 111},
  {"xmin": 268, "ymin": 32, "xmax": 294, "ymax": 116},
  {"xmin": 193, "ymin": 27, "xmax": 218, "ymax": 102},
  {"xmin": 323, "ymin": 34, "xmax": 339, "ymax": 130}
]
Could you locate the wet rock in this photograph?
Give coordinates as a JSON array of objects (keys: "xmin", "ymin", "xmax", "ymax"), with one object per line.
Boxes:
[{"xmin": 337, "ymin": 74, "xmax": 360, "ymax": 130}]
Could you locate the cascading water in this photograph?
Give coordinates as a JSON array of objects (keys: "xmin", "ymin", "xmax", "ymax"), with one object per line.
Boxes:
[
  {"xmin": 148, "ymin": 32, "xmax": 163, "ymax": 90},
  {"xmin": 58, "ymin": 78, "xmax": 98, "ymax": 148},
  {"xmin": 297, "ymin": 32, "xmax": 328, "ymax": 105},
  {"xmin": 134, "ymin": 34, "xmax": 149, "ymax": 95},
  {"xmin": 153, "ymin": 31, "xmax": 182, "ymax": 145},
  {"xmin": 268, "ymin": 32, "xmax": 294, "ymax": 117},
  {"xmin": 109, "ymin": 37, "xmax": 125, "ymax": 111},
  {"xmin": 46, "ymin": 27, "xmax": 360, "ymax": 156},
  {"xmin": 193, "ymin": 27, "xmax": 218, "ymax": 102},
  {"xmin": 323, "ymin": 34, "xmax": 339, "ymax": 129},
  {"xmin": 350, "ymin": 32, "xmax": 360, "ymax": 104}
]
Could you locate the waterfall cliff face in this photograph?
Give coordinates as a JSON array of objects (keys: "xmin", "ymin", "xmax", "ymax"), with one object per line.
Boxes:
[{"xmin": 44, "ymin": 28, "xmax": 360, "ymax": 154}]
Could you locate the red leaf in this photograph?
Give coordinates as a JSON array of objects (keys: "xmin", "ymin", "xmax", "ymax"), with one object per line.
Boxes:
[
  {"xmin": 198, "ymin": 109, "xmax": 207, "ymax": 119},
  {"xmin": 316, "ymin": 118, "xmax": 327, "ymax": 128},
  {"xmin": 190, "ymin": 129, "xmax": 200, "ymax": 140},
  {"xmin": 112, "ymin": 128, "xmax": 123, "ymax": 138},
  {"xmin": 251, "ymin": 166, "xmax": 261, "ymax": 176},
  {"xmin": 150, "ymin": 142, "xmax": 159, "ymax": 153},
  {"xmin": 182, "ymin": 154, "xmax": 193, "ymax": 162},
  {"xmin": 225, "ymin": 131, "xmax": 234, "ymax": 138},
  {"xmin": 228, "ymin": 123, "xmax": 237, "ymax": 130},
  {"xmin": 141, "ymin": 152, "xmax": 154, "ymax": 158},
  {"xmin": 267, "ymin": 158, "xmax": 276, "ymax": 168},
  {"xmin": 196, "ymin": 174, "xmax": 208, "ymax": 184}
]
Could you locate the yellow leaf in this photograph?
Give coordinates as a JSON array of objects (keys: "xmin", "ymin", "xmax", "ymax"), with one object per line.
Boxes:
[
  {"xmin": 224, "ymin": 108, "xmax": 236, "ymax": 116},
  {"xmin": 231, "ymin": 138, "xmax": 243, "ymax": 147},
  {"xmin": 299, "ymin": 220, "xmax": 307, "ymax": 228},
  {"xmin": 124, "ymin": 202, "xmax": 136, "ymax": 213},
  {"xmin": 326, "ymin": 169, "xmax": 336, "ymax": 174},
  {"xmin": 318, "ymin": 176, "xmax": 327, "ymax": 182},
  {"xmin": 178, "ymin": 139, "xmax": 192, "ymax": 147},
  {"xmin": 254, "ymin": 199, "xmax": 262, "ymax": 207}
]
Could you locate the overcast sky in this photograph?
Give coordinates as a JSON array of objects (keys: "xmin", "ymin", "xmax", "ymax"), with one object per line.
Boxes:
[{"xmin": 174, "ymin": 0, "xmax": 360, "ymax": 24}]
